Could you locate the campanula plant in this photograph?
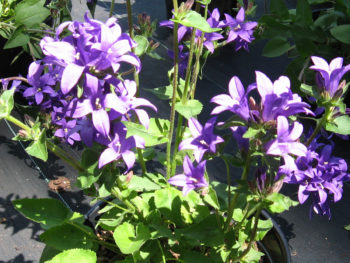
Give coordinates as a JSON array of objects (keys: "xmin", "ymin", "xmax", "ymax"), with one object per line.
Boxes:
[{"xmin": 1, "ymin": 0, "xmax": 350, "ymax": 262}]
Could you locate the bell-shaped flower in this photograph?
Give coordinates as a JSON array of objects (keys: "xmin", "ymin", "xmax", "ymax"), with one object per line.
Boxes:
[
  {"xmin": 266, "ymin": 116, "xmax": 307, "ymax": 157},
  {"xmin": 255, "ymin": 71, "xmax": 313, "ymax": 122},
  {"xmin": 98, "ymin": 123, "xmax": 144, "ymax": 171},
  {"xmin": 211, "ymin": 76, "xmax": 252, "ymax": 121},
  {"xmin": 168, "ymin": 156, "xmax": 208, "ymax": 196},
  {"xmin": 310, "ymin": 56, "xmax": 350, "ymax": 97},
  {"xmin": 179, "ymin": 117, "xmax": 224, "ymax": 162},
  {"xmin": 54, "ymin": 119, "xmax": 81, "ymax": 145},
  {"xmin": 224, "ymin": 7, "xmax": 257, "ymax": 51}
]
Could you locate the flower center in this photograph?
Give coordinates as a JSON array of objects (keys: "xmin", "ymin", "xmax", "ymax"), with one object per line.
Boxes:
[
  {"xmin": 95, "ymin": 98, "xmax": 102, "ymax": 110},
  {"xmin": 234, "ymin": 24, "xmax": 241, "ymax": 31},
  {"xmin": 64, "ymin": 128, "xmax": 68, "ymax": 133},
  {"xmin": 199, "ymin": 139, "xmax": 208, "ymax": 147},
  {"xmin": 74, "ymin": 52, "xmax": 80, "ymax": 60}
]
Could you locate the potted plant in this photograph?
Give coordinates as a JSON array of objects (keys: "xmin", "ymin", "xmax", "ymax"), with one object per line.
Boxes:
[{"xmin": 1, "ymin": 0, "xmax": 350, "ymax": 262}]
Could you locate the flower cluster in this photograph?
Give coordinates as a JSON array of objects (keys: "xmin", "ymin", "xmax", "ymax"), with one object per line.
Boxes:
[{"xmin": 21, "ymin": 13, "xmax": 156, "ymax": 171}]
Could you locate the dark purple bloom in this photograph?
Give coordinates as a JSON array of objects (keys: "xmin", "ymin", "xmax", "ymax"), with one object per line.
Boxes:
[
  {"xmin": 69, "ymin": 118, "xmax": 95, "ymax": 147},
  {"xmin": 224, "ymin": 8, "xmax": 257, "ymax": 51},
  {"xmin": 54, "ymin": 119, "xmax": 81, "ymax": 145},
  {"xmin": 159, "ymin": 20, "xmax": 192, "ymax": 43},
  {"xmin": 231, "ymin": 126, "xmax": 249, "ymax": 154},
  {"xmin": 179, "ymin": 117, "xmax": 224, "ymax": 162},
  {"xmin": 168, "ymin": 156, "xmax": 208, "ymax": 196},
  {"xmin": 167, "ymin": 45, "xmax": 189, "ymax": 78},
  {"xmin": 98, "ymin": 123, "xmax": 144, "ymax": 171},
  {"xmin": 265, "ymin": 116, "xmax": 307, "ymax": 157},
  {"xmin": 310, "ymin": 56, "xmax": 350, "ymax": 97}
]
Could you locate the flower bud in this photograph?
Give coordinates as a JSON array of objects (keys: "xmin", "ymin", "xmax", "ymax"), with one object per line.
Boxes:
[{"xmin": 24, "ymin": 114, "xmax": 35, "ymax": 127}]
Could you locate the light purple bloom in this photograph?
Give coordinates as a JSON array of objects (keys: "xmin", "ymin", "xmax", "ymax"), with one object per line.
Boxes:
[
  {"xmin": 255, "ymin": 71, "xmax": 313, "ymax": 122},
  {"xmin": 168, "ymin": 156, "xmax": 208, "ymax": 196},
  {"xmin": 179, "ymin": 117, "xmax": 224, "ymax": 162},
  {"xmin": 54, "ymin": 119, "xmax": 81, "ymax": 145},
  {"xmin": 98, "ymin": 123, "xmax": 144, "ymax": 171},
  {"xmin": 224, "ymin": 7, "xmax": 257, "ymax": 51},
  {"xmin": 310, "ymin": 56, "xmax": 350, "ymax": 97},
  {"xmin": 266, "ymin": 116, "xmax": 307, "ymax": 157},
  {"xmin": 210, "ymin": 76, "xmax": 252, "ymax": 121}
]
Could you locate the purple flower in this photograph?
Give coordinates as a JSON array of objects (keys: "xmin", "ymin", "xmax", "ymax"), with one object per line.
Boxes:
[
  {"xmin": 310, "ymin": 56, "xmax": 350, "ymax": 97},
  {"xmin": 159, "ymin": 20, "xmax": 192, "ymax": 43},
  {"xmin": 255, "ymin": 71, "xmax": 313, "ymax": 122},
  {"xmin": 168, "ymin": 156, "xmax": 208, "ymax": 196},
  {"xmin": 167, "ymin": 45, "xmax": 189, "ymax": 78},
  {"xmin": 265, "ymin": 116, "xmax": 307, "ymax": 157},
  {"xmin": 179, "ymin": 117, "xmax": 224, "ymax": 162},
  {"xmin": 224, "ymin": 7, "xmax": 257, "ymax": 51},
  {"xmin": 280, "ymin": 143, "xmax": 350, "ymax": 219},
  {"xmin": 98, "ymin": 123, "xmax": 144, "ymax": 171},
  {"xmin": 231, "ymin": 126, "xmax": 249, "ymax": 154},
  {"xmin": 54, "ymin": 119, "xmax": 81, "ymax": 145},
  {"xmin": 23, "ymin": 61, "xmax": 57, "ymax": 105},
  {"xmin": 210, "ymin": 76, "xmax": 252, "ymax": 121}
]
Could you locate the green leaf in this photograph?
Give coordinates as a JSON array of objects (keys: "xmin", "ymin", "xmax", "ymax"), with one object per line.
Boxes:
[
  {"xmin": 39, "ymin": 246, "xmax": 61, "ymax": 263},
  {"xmin": 325, "ymin": 115, "xmax": 350, "ymax": 135},
  {"xmin": 296, "ymin": 0, "xmax": 313, "ymax": 26},
  {"xmin": 314, "ymin": 13, "xmax": 337, "ymax": 30},
  {"xmin": 173, "ymin": 10, "xmax": 219, "ymax": 33},
  {"xmin": 25, "ymin": 128, "xmax": 48, "ymax": 161},
  {"xmin": 262, "ymin": 37, "xmax": 290, "ymax": 57},
  {"xmin": 123, "ymin": 118, "xmax": 169, "ymax": 146},
  {"xmin": 12, "ymin": 198, "xmax": 70, "ymax": 228},
  {"xmin": 345, "ymin": 224, "xmax": 350, "ymax": 231},
  {"xmin": 77, "ymin": 148, "xmax": 102, "ymax": 189},
  {"xmin": 242, "ymin": 246, "xmax": 264, "ymax": 263},
  {"xmin": 0, "ymin": 88, "xmax": 15, "ymax": 119},
  {"xmin": 203, "ymin": 186, "xmax": 220, "ymax": 210},
  {"xmin": 113, "ymin": 222, "xmax": 151, "ymax": 254},
  {"xmin": 46, "ymin": 249, "xmax": 97, "ymax": 263},
  {"xmin": 123, "ymin": 174, "xmax": 161, "ymax": 192},
  {"xmin": 97, "ymin": 208, "xmax": 126, "ymax": 231},
  {"xmin": 40, "ymin": 223, "xmax": 94, "ymax": 251},
  {"xmin": 256, "ymin": 218, "xmax": 273, "ymax": 240},
  {"xmin": 144, "ymin": 85, "xmax": 173, "ymax": 100},
  {"xmin": 154, "ymin": 187, "xmax": 183, "ymax": 225},
  {"xmin": 4, "ymin": 26, "xmax": 30, "ymax": 49},
  {"xmin": 183, "ymin": 251, "xmax": 214, "ymax": 263},
  {"xmin": 134, "ymin": 35, "xmax": 149, "ymax": 57},
  {"xmin": 266, "ymin": 193, "xmax": 298, "ymax": 213},
  {"xmin": 15, "ymin": 0, "xmax": 50, "ymax": 27},
  {"xmin": 269, "ymin": 0, "xmax": 289, "ymax": 19},
  {"xmin": 330, "ymin": 25, "xmax": 350, "ymax": 44},
  {"xmin": 300, "ymin": 83, "xmax": 319, "ymax": 98},
  {"xmin": 243, "ymin": 127, "xmax": 260, "ymax": 139},
  {"xmin": 175, "ymin": 99, "xmax": 203, "ymax": 119}
]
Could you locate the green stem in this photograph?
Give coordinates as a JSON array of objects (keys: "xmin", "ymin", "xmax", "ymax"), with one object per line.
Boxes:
[
  {"xmin": 224, "ymin": 151, "xmax": 252, "ymax": 232},
  {"xmin": 96, "ymin": 197, "xmax": 132, "ymax": 213},
  {"xmin": 170, "ymin": 114, "xmax": 183, "ymax": 177},
  {"xmin": 157, "ymin": 239, "xmax": 166, "ymax": 263},
  {"xmin": 111, "ymin": 186, "xmax": 136, "ymax": 212},
  {"xmin": 137, "ymin": 148, "xmax": 146, "ymax": 174},
  {"xmin": 223, "ymin": 158, "xmax": 231, "ymax": 204},
  {"xmin": 46, "ymin": 140, "xmax": 85, "ymax": 172},
  {"xmin": 6, "ymin": 115, "xmax": 31, "ymax": 134},
  {"xmin": 67, "ymin": 221, "xmax": 119, "ymax": 253},
  {"xmin": 232, "ymin": 206, "xmax": 263, "ymax": 263},
  {"xmin": 190, "ymin": 4, "xmax": 208, "ymax": 99},
  {"xmin": 306, "ymin": 106, "xmax": 333, "ymax": 146},
  {"xmin": 109, "ymin": 0, "xmax": 115, "ymax": 17},
  {"xmin": 166, "ymin": 10, "xmax": 179, "ymax": 179}
]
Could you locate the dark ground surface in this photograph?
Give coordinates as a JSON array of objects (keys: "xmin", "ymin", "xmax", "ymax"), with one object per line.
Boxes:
[{"xmin": 1, "ymin": 0, "xmax": 350, "ymax": 262}]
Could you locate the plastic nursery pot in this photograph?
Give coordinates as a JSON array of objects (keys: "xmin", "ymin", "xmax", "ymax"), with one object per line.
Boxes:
[
  {"xmin": 85, "ymin": 198, "xmax": 291, "ymax": 263},
  {"xmin": 257, "ymin": 210, "xmax": 292, "ymax": 263}
]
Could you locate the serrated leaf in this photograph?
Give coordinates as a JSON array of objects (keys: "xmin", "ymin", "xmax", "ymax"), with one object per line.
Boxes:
[
  {"xmin": 123, "ymin": 118, "xmax": 169, "ymax": 146},
  {"xmin": 25, "ymin": 128, "xmax": 48, "ymax": 161},
  {"xmin": 256, "ymin": 218, "xmax": 273, "ymax": 240},
  {"xmin": 40, "ymin": 223, "xmax": 94, "ymax": 251},
  {"xmin": 243, "ymin": 127, "xmax": 260, "ymax": 138},
  {"xmin": 266, "ymin": 192, "xmax": 298, "ymax": 213},
  {"xmin": 113, "ymin": 222, "xmax": 151, "ymax": 254},
  {"xmin": 173, "ymin": 10, "xmax": 219, "ymax": 33},
  {"xmin": 175, "ymin": 99, "xmax": 203, "ymax": 119},
  {"xmin": 4, "ymin": 26, "xmax": 30, "ymax": 49},
  {"xmin": 134, "ymin": 35, "xmax": 149, "ymax": 57},
  {"xmin": 262, "ymin": 37, "xmax": 290, "ymax": 57},
  {"xmin": 15, "ymin": 0, "xmax": 50, "ymax": 27},
  {"xmin": 0, "ymin": 88, "xmax": 15, "ymax": 118},
  {"xmin": 325, "ymin": 115, "xmax": 350, "ymax": 135},
  {"xmin": 13, "ymin": 198, "xmax": 70, "ymax": 228},
  {"xmin": 331, "ymin": 25, "xmax": 350, "ymax": 44},
  {"xmin": 46, "ymin": 249, "xmax": 97, "ymax": 263},
  {"xmin": 124, "ymin": 174, "xmax": 161, "ymax": 192},
  {"xmin": 203, "ymin": 186, "xmax": 220, "ymax": 210}
]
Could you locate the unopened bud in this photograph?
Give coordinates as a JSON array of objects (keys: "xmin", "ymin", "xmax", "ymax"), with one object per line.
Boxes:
[
  {"xmin": 248, "ymin": 96, "xmax": 259, "ymax": 111},
  {"xmin": 24, "ymin": 114, "xmax": 35, "ymax": 127},
  {"xmin": 18, "ymin": 129, "xmax": 29, "ymax": 138}
]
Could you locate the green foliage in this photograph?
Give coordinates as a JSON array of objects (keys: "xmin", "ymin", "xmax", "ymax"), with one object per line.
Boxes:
[
  {"xmin": 113, "ymin": 222, "xmax": 151, "ymax": 254},
  {"xmin": 330, "ymin": 25, "xmax": 350, "ymax": 44},
  {"xmin": 46, "ymin": 249, "xmax": 97, "ymax": 263},
  {"xmin": 76, "ymin": 148, "xmax": 102, "ymax": 189},
  {"xmin": 14, "ymin": 0, "xmax": 50, "ymax": 27},
  {"xmin": 0, "ymin": 88, "xmax": 15, "ymax": 119},
  {"xmin": 262, "ymin": 37, "xmax": 290, "ymax": 58},
  {"xmin": 325, "ymin": 115, "xmax": 350, "ymax": 135},
  {"xmin": 123, "ymin": 118, "xmax": 169, "ymax": 147},
  {"xmin": 3, "ymin": 26, "xmax": 30, "ymax": 49},
  {"xmin": 12, "ymin": 198, "xmax": 70, "ymax": 228},
  {"xmin": 173, "ymin": 10, "xmax": 219, "ymax": 33},
  {"xmin": 25, "ymin": 128, "xmax": 48, "ymax": 161},
  {"xmin": 266, "ymin": 193, "xmax": 298, "ymax": 213},
  {"xmin": 175, "ymin": 99, "xmax": 203, "ymax": 119},
  {"xmin": 134, "ymin": 35, "xmax": 149, "ymax": 57}
]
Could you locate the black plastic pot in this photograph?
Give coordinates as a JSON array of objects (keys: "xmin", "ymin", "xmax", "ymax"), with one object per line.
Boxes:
[{"xmin": 86, "ymin": 199, "xmax": 291, "ymax": 263}]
